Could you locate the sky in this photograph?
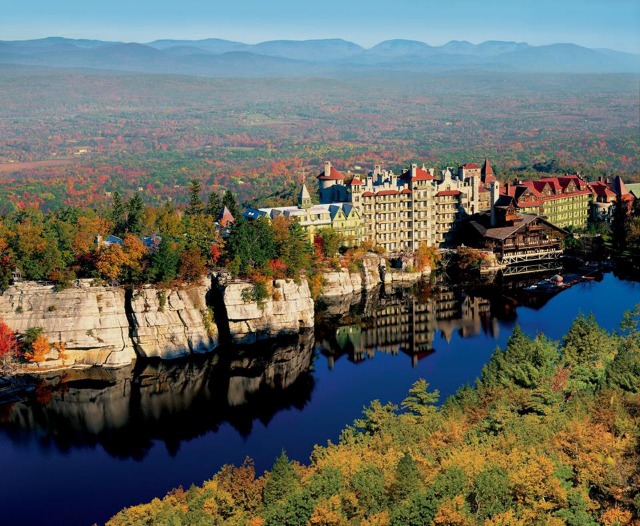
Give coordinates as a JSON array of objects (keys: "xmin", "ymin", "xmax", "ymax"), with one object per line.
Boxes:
[{"xmin": 1, "ymin": 0, "xmax": 639, "ymax": 53}]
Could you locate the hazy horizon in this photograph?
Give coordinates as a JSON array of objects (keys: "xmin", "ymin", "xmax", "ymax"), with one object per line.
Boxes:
[{"xmin": 3, "ymin": 0, "xmax": 639, "ymax": 54}]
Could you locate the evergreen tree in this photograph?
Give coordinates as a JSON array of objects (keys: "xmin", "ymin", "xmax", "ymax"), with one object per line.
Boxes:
[
  {"xmin": 391, "ymin": 452, "xmax": 422, "ymax": 502},
  {"xmin": 126, "ymin": 193, "xmax": 144, "ymax": 235},
  {"xmin": 205, "ymin": 191, "xmax": 223, "ymax": 219},
  {"xmin": 401, "ymin": 378, "xmax": 439, "ymax": 416},
  {"xmin": 185, "ymin": 179, "xmax": 204, "ymax": 216},
  {"xmin": 225, "ymin": 217, "xmax": 276, "ymax": 276},
  {"xmin": 471, "ymin": 466, "xmax": 512, "ymax": 522},
  {"xmin": 110, "ymin": 192, "xmax": 126, "ymax": 236},
  {"xmin": 281, "ymin": 221, "xmax": 313, "ymax": 277},
  {"xmin": 222, "ymin": 190, "xmax": 240, "ymax": 219},
  {"xmin": 263, "ymin": 450, "xmax": 299, "ymax": 507},
  {"xmin": 147, "ymin": 237, "xmax": 179, "ymax": 284},
  {"xmin": 351, "ymin": 465, "xmax": 388, "ymax": 515},
  {"xmin": 611, "ymin": 195, "xmax": 629, "ymax": 250},
  {"xmin": 606, "ymin": 339, "xmax": 640, "ymax": 392},
  {"xmin": 481, "ymin": 325, "xmax": 559, "ymax": 389},
  {"xmin": 562, "ymin": 312, "xmax": 618, "ymax": 391}
]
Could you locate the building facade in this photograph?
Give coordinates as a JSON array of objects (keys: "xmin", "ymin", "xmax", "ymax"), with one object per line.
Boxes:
[
  {"xmin": 496, "ymin": 175, "xmax": 592, "ymax": 229},
  {"xmin": 321, "ymin": 161, "xmax": 481, "ymax": 251}
]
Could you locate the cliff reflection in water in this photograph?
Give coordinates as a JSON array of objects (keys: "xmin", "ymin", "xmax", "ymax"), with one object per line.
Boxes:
[
  {"xmin": 0, "ymin": 333, "xmax": 315, "ymax": 459},
  {"xmin": 316, "ymin": 285, "xmax": 502, "ymax": 367}
]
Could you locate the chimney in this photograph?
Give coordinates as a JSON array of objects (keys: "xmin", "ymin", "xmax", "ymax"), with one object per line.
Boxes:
[
  {"xmin": 324, "ymin": 161, "xmax": 332, "ymax": 178},
  {"xmin": 411, "ymin": 163, "xmax": 417, "ymax": 178}
]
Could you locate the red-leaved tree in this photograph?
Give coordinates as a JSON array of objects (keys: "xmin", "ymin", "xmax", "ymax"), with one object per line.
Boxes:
[{"xmin": 0, "ymin": 319, "xmax": 18, "ymax": 374}]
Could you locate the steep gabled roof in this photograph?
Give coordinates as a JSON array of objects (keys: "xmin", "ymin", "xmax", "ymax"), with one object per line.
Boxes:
[
  {"xmin": 472, "ymin": 213, "xmax": 568, "ymax": 241},
  {"xmin": 217, "ymin": 206, "xmax": 235, "ymax": 227},
  {"xmin": 611, "ymin": 175, "xmax": 630, "ymax": 197},
  {"xmin": 298, "ymin": 183, "xmax": 311, "ymax": 200},
  {"xmin": 481, "ymin": 158, "xmax": 494, "ymax": 176}
]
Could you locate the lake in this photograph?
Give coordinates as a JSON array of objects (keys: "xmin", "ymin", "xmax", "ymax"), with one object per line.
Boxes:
[{"xmin": 0, "ymin": 270, "xmax": 638, "ymax": 526}]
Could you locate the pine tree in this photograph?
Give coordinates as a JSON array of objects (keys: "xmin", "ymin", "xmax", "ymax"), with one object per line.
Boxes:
[
  {"xmin": 147, "ymin": 237, "xmax": 180, "ymax": 284},
  {"xmin": 110, "ymin": 192, "xmax": 126, "ymax": 236},
  {"xmin": 401, "ymin": 378, "xmax": 440, "ymax": 416},
  {"xmin": 206, "ymin": 191, "xmax": 223, "ymax": 218},
  {"xmin": 126, "ymin": 193, "xmax": 145, "ymax": 235},
  {"xmin": 391, "ymin": 452, "xmax": 422, "ymax": 502},
  {"xmin": 263, "ymin": 450, "xmax": 299, "ymax": 507},
  {"xmin": 186, "ymin": 180, "xmax": 204, "ymax": 216}
]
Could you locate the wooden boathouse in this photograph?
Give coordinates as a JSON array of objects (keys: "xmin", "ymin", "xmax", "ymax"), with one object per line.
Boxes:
[{"xmin": 466, "ymin": 206, "xmax": 568, "ymax": 265}]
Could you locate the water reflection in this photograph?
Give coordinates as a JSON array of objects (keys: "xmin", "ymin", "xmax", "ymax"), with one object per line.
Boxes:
[
  {"xmin": 0, "ymin": 333, "xmax": 315, "ymax": 459},
  {"xmin": 0, "ymin": 269, "xmax": 616, "ymax": 459},
  {"xmin": 317, "ymin": 285, "xmax": 499, "ymax": 367}
]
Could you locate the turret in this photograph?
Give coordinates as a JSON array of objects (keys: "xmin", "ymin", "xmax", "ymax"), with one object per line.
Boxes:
[{"xmin": 298, "ymin": 183, "xmax": 312, "ymax": 209}]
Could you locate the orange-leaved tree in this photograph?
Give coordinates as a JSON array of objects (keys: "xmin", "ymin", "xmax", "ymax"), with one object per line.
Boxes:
[{"xmin": 26, "ymin": 334, "xmax": 50, "ymax": 366}]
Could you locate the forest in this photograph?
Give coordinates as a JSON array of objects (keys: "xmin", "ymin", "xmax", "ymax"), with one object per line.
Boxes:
[
  {"xmin": 0, "ymin": 67, "xmax": 638, "ymax": 213},
  {"xmin": 106, "ymin": 310, "xmax": 640, "ymax": 525}
]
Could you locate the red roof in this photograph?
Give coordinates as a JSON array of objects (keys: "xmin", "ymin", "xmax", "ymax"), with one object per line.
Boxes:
[
  {"xmin": 362, "ymin": 191, "xmax": 374, "ymax": 197},
  {"xmin": 401, "ymin": 188, "xmax": 412, "ymax": 194},
  {"xmin": 317, "ymin": 165, "xmax": 345, "ymax": 180},
  {"xmin": 376, "ymin": 190, "xmax": 399, "ymax": 196},
  {"xmin": 481, "ymin": 158, "xmax": 494, "ymax": 176},
  {"xmin": 350, "ymin": 178, "xmax": 363, "ymax": 185},
  {"xmin": 436, "ymin": 190, "xmax": 462, "ymax": 197},
  {"xmin": 461, "ymin": 163, "xmax": 480, "ymax": 169},
  {"xmin": 401, "ymin": 166, "xmax": 434, "ymax": 181}
]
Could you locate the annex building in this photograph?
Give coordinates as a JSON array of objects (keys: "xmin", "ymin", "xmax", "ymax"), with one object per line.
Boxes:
[{"xmin": 495, "ymin": 175, "xmax": 592, "ymax": 229}]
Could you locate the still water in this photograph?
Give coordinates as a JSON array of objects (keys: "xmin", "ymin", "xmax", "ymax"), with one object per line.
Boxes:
[{"xmin": 0, "ymin": 271, "xmax": 638, "ymax": 526}]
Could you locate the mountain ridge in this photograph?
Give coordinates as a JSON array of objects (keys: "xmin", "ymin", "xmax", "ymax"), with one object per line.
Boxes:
[{"xmin": 0, "ymin": 36, "xmax": 637, "ymax": 76}]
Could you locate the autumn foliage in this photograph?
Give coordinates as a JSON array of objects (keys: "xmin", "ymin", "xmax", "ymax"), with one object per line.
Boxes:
[
  {"xmin": 25, "ymin": 334, "xmax": 50, "ymax": 365},
  {"xmin": 108, "ymin": 309, "xmax": 640, "ymax": 526},
  {"xmin": 0, "ymin": 319, "xmax": 18, "ymax": 372}
]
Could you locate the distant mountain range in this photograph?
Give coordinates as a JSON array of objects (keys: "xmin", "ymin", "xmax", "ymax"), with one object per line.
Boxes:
[{"xmin": 0, "ymin": 37, "xmax": 638, "ymax": 76}]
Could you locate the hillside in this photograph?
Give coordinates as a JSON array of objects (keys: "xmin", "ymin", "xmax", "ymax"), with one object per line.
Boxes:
[{"xmin": 107, "ymin": 311, "xmax": 640, "ymax": 525}]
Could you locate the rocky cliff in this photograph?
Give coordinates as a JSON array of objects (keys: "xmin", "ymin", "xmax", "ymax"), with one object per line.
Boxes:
[
  {"xmin": 129, "ymin": 282, "xmax": 218, "ymax": 359},
  {"xmin": 0, "ymin": 280, "xmax": 135, "ymax": 367},
  {"xmin": 221, "ymin": 279, "xmax": 314, "ymax": 344}
]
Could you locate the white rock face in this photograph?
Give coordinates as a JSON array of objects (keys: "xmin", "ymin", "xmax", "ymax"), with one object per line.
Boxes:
[
  {"xmin": 129, "ymin": 283, "xmax": 217, "ymax": 359},
  {"xmin": 223, "ymin": 279, "xmax": 314, "ymax": 344},
  {"xmin": 0, "ymin": 280, "xmax": 135, "ymax": 367},
  {"xmin": 385, "ymin": 268, "xmax": 430, "ymax": 285},
  {"xmin": 361, "ymin": 255, "xmax": 385, "ymax": 290},
  {"xmin": 321, "ymin": 269, "xmax": 356, "ymax": 297}
]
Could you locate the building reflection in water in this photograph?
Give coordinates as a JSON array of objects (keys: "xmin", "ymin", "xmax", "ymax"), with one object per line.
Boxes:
[
  {"xmin": 316, "ymin": 285, "xmax": 500, "ymax": 368},
  {"xmin": 0, "ymin": 332, "xmax": 315, "ymax": 459}
]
